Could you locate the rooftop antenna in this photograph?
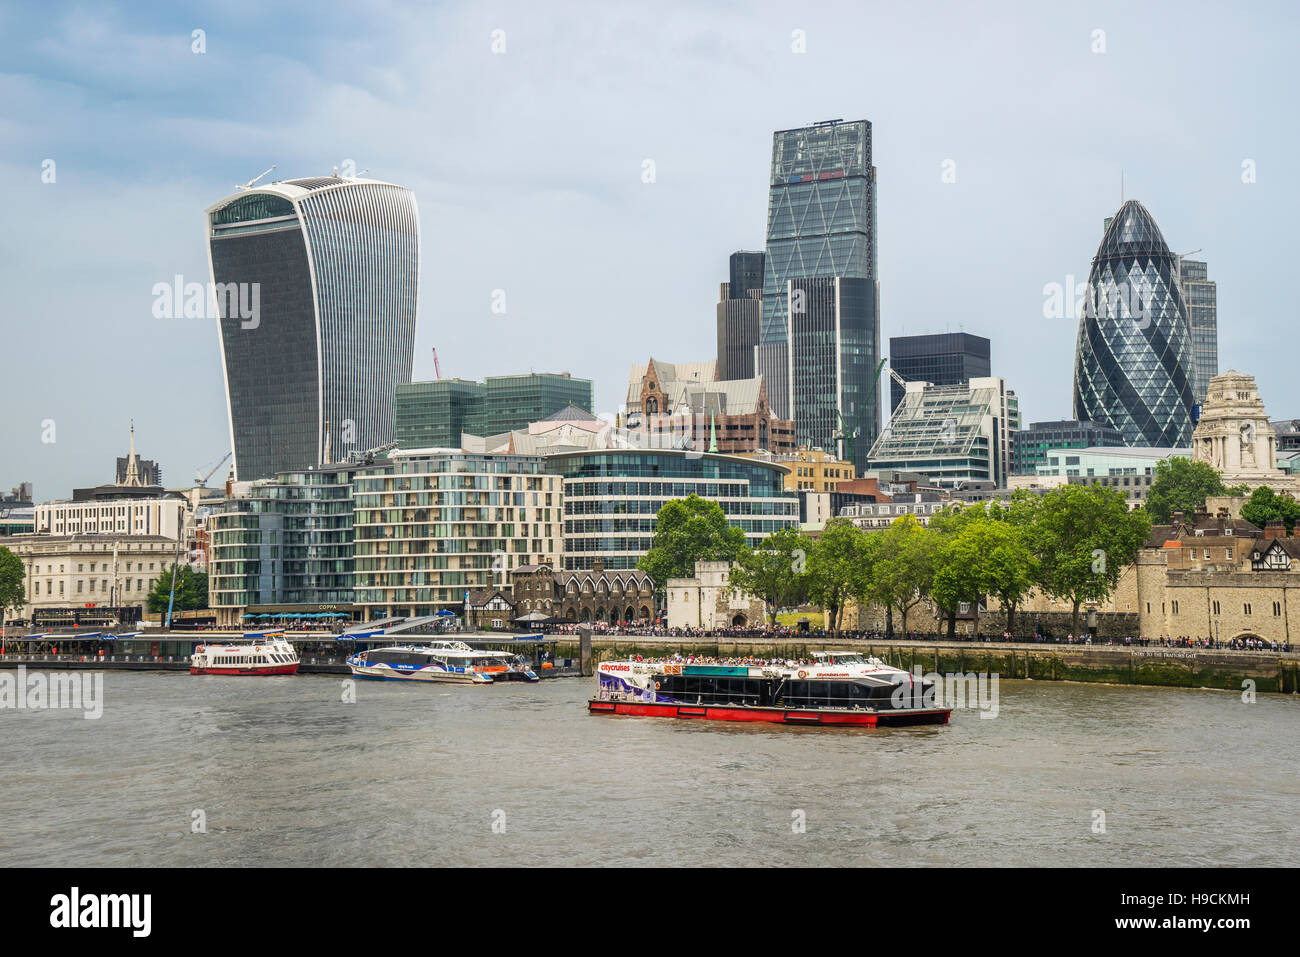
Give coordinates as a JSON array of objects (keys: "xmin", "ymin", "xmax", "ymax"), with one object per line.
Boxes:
[{"xmin": 234, "ymin": 165, "xmax": 276, "ymax": 191}]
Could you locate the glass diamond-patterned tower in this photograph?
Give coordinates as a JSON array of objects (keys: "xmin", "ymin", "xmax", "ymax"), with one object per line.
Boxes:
[
  {"xmin": 757, "ymin": 119, "xmax": 880, "ymax": 463},
  {"xmin": 1073, "ymin": 200, "xmax": 1196, "ymax": 447}
]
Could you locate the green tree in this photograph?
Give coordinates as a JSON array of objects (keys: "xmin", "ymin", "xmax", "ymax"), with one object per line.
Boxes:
[
  {"xmin": 1144, "ymin": 457, "xmax": 1228, "ymax": 524},
  {"xmin": 932, "ymin": 513, "xmax": 1035, "ymax": 637},
  {"xmin": 146, "ymin": 563, "xmax": 209, "ymax": 615},
  {"xmin": 0, "ymin": 546, "xmax": 25, "ymax": 631},
  {"xmin": 869, "ymin": 515, "xmax": 937, "ymax": 636},
  {"xmin": 805, "ymin": 518, "xmax": 870, "ymax": 636},
  {"xmin": 1029, "ymin": 484, "xmax": 1151, "ymax": 638},
  {"xmin": 638, "ymin": 494, "xmax": 746, "ymax": 587},
  {"xmin": 1240, "ymin": 485, "xmax": 1300, "ymax": 533},
  {"xmin": 727, "ymin": 527, "xmax": 811, "ymax": 629}
]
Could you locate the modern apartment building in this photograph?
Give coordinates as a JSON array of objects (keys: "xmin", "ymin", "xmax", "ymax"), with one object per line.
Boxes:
[{"xmin": 352, "ymin": 450, "xmax": 562, "ymax": 618}]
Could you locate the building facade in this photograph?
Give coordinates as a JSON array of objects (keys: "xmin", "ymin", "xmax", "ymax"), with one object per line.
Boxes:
[
  {"xmin": 1179, "ymin": 257, "xmax": 1218, "ymax": 406},
  {"xmin": 758, "ymin": 119, "xmax": 878, "ymax": 432},
  {"xmin": 1073, "ymin": 200, "xmax": 1197, "ymax": 447},
  {"xmin": 1191, "ymin": 370, "xmax": 1297, "ymax": 493},
  {"xmin": 623, "ymin": 358, "xmax": 795, "ymax": 454},
  {"xmin": 666, "ymin": 561, "xmax": 766, "ymax": 630},
  {"xmin": 352, "ymin": 451, "xmax": 562, "ymax": 618},
  {"xmin": 5, "ymin": 535, "xmax": 179, "ymax": 627},
  {"xmin": 395, "ymin": 372, "xmax": 593, "ymax": 449},
  {"xmin": 34, "ymin": 497, "xmax": 186, "ymax": 540},
  {"xmin": 510, "ymin": 561, "xmax": 656, "ymax": 623},
  {"xmin": 786, "ymin": 276, "xmax": 879, "ymax": 471},
  {"xmin": 207, "ymin": 465, "xmax": 358, "ymax": 622},
  {"xmin": 546, "ymin": 448, "xmax": 800, "ymax": 572},
  {"xmin": 206, "ymin": 175, "xmax": 419, "ymax": 480},
  {"xmin": 1012, "ymin": 419, "xmax": 1125, "ymax": 475},
  {"xmin": 716, "ymin": 250, "xmax": 765, "ymax": 382},
  {"xmin": 866, "ymin": 377, "xmax": 1016, "ymax": 489},
  {"xmin": 888, "ymin": 333, "xmax": 991, "ymax": 414}
]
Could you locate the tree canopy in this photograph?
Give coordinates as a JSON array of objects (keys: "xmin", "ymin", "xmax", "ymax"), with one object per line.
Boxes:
[
  {"xmin": 146, "ymin": 563, "xmax": 209, "ymax": 615},
  {"xmin": 1240, "ymin": 485, "xmax": 1300, "ymax": 534},
  {"xmin": 726, "ymin": 526, "xmax": 810, "ymax": 628},
  {"xmin": 1145, "ymin": 457, "xmax": 1228, "ymax": 524},
  {"xmin": 0, "ymin": 546, "xmax": 24, "ymax": 625},
  {"xmin": 638, "ymin": 494, "xmax": 746, "ymax": 586}
]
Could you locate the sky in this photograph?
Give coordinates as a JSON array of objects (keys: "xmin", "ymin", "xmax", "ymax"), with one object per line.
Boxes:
[{"xmin": 2, "ymin": 0, "xmax": 1297, "ymax": 499}]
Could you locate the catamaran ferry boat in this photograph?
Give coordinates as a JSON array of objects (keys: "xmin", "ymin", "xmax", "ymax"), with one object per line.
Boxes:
[
  {"xmin": 190, "ymin": 638, "xmax": 300, "ymax": 676},
  {"xmin": 346, "ymin": 641, "xmax": 540, "ymax": 683},
  {"xmin": 589, "ymin": 652, "xmax": 950, "ymax": 727}
]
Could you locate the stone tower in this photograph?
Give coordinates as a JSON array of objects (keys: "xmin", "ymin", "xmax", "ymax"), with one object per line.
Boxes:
[{"xmin": 1192, "ymin": 371, "xmax": 1295, "ymax": 491}]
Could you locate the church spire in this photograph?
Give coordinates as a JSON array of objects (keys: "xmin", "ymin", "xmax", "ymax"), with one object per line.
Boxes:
[{"xmin": 123, "ymin": 420, "xmax": 142, "ymax": 487}]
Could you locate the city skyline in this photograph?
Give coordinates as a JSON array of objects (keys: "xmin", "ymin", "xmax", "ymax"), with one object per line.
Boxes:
[{"xmin": 3, "ymin": 2, "xmax": 1297, "ymax": 497}]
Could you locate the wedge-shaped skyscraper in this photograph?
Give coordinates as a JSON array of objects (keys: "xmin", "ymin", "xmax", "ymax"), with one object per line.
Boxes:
[
  {"xmin": 1073, "ymin": 200, "xmax": 1195, "ymax": 447},
  {"xmin": 206, "ymin": 175, "xmax": 419, "ymax": 480}
]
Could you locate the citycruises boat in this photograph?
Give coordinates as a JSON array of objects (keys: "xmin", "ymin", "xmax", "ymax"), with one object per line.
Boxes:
[
  {"xmin": 346, "ymin": 641, "xmax": 540, "ymax": 683},
  {"xmin": 190, "ymin": 638, "xmax": 300, "ymax": 676},
  {"xmin": 589, "ymin": 653, "xmax": 950, "ymax": 727}
]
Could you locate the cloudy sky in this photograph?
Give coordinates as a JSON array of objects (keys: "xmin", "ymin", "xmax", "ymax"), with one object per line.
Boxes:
[{"xmin": 2, "ymin": 0, "xmax": 1296, "ymax": 498}]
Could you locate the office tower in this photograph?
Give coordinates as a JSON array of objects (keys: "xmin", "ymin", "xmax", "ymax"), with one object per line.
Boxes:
[
  {"xmin": 206, "ymin": 174, "xmax": 420, "ymax": 481},
  {"xmin": 888, "ymin": 333, "xmax": 991, "ymax": 414},
  {"xmin": 716, "ymin": 251, "xmax": 764, "ymax": 381},
  {"xmin": 1073, "ymin": 200, "xmax": 1196, "ymax": 447},
  {"xmin": 1179, "ymin": 258, "xmax": 1218, "ymax": 407},
  {"xmin": 1011, "ymin": 419, "xmax": 1125, "ymax": 475},
  {"xmin": 394, "ymin": 372, "xmax": 593, "ymax": 448},
  {"xmin": 758, "ymin": 119, "xmax": 879, "ymax": 444},
  {"xmin": 866, "ymin": 377, "xmax": 1015, "ymax": 489},
  {"xmin": 786, "ymin": 276, "xmax": 878, "ymax": 472}
]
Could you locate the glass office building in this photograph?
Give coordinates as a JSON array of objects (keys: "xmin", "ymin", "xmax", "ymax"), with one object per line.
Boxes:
[
  {"xmin": 1073, "ymin": 201, "xmax": 1196, "ymax": 447},
  {"xmin": 207, "ymin": 176, "xmax": 419, "ymax": 481},
  {"xmin": 1179, "ymin": 258, "xmax": 1218, "ymax": 406},
  {"xmin": 547, "ymin": 449, "xmax": 799, "ymax": 572},
  {"xmin": 394, "ymin": 373, "xmax": 593, "ymax": 448},
  {"xmin": 1011, "ymin": 419, "xmax": 1125, "ymax": 475},
  {"xmin": 717, "ymin": 251, "xmax": 764, "ymax": 381},
  {"xmin": 786, "ymin": 276, "xmax": 877, "ymax": 472},
  {"xmin": 758, "ymin": 119, "xmax": 879, "ymax": 438},
  {"xmin": 888, "ymin": 333, "xmax": 991, "ymax": 414}
]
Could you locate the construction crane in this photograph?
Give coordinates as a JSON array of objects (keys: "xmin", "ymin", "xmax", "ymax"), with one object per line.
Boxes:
[
  {"xmin": 194, "ymin": 452, "xmax": 232, "ymax": 486},
  {"xmin": 431, "ymin": 347, "xmax": 443, "ymax": 380},
  {"xmin": 234, "ymin": 165, "xmax": 276, "ymax": 192},
  {"xmin": 346, "ymin": 442, "xmax": 398, "ymax": 465}
]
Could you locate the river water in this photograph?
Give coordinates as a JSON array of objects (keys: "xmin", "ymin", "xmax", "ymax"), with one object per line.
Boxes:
[{"xmin": 3, "ymin": 672, "xmax": 1296, "ymax": 867}]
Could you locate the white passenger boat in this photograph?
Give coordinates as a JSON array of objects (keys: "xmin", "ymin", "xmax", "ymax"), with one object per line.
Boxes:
[
  {"xmin": 345, "ymin": 641, "xmax": 539, "ymax": 683},
  {"xmin": 190, "ymin": 638, "xmax": 300, "ymax": 676}
]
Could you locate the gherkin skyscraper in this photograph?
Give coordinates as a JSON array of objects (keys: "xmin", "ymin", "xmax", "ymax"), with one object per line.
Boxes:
[{"xmin": 1073, "ymin": 200, "xmax": 1196, "ymax": 447}]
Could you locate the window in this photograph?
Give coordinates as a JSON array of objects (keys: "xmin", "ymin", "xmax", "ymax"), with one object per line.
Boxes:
[
  {"xmin": 1243, "ymin": 603, "xmax": 1252, "ymax": 616},
  {"xmin": 1273, "ymin": 601, "xmax": 1282, "ymax": 617},
  {"xmin": 1212, "ymin": 600, "xmax": 1221, "ymax": 615}
]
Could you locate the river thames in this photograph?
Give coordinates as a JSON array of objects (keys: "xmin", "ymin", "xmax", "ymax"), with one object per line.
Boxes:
[{"xmin": 3, "ymin": 673, "xmax": 1296, "ymax": 867}]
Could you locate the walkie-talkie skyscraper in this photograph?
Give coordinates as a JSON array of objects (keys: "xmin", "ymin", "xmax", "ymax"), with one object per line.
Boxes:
[{"xmin": 206, "ymin": 175, "xmax": 419, "ymax": 481}]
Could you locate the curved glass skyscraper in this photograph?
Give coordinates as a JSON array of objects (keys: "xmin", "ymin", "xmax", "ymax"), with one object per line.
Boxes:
[
  {"xmin": 1073, "ymin": 200, "xmax": 1195, "ymax": 447},
  {"xmin": 206, "ymin": 176, "xmax": 419, "ymax": 480}
]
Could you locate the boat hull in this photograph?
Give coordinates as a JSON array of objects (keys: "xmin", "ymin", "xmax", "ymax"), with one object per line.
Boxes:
[
  {"xmin": 190, "ymin": 663, "xmax": 300, "ymax": 676},
  {"xmin": 588, "ymin": 699, "xmax": 950, "ymax": 727},
  {"xmin": 348, "ymin": 664, "xmax": 490, "ymax": 683}
]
